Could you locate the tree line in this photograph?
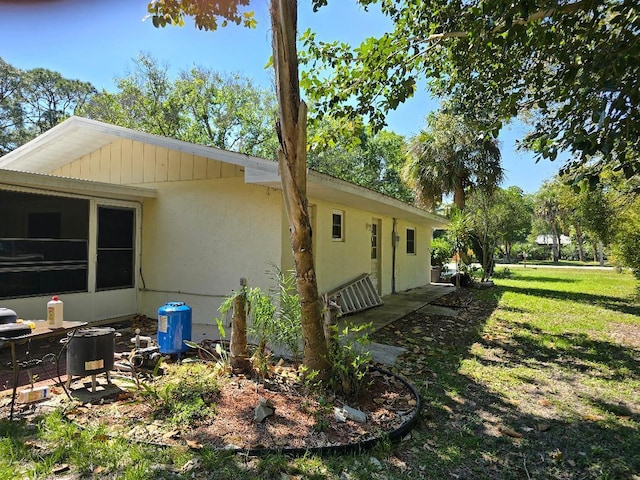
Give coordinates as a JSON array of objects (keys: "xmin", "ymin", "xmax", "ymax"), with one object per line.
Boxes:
[{"xmin": 0, "ymin": 54, "xmax": 413, "ymax": 203}]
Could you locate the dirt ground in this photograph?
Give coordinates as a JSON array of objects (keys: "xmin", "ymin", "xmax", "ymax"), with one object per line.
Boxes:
[{"xmin": 0, "ymin": 315, "xmax": 420, "ymax": 451}]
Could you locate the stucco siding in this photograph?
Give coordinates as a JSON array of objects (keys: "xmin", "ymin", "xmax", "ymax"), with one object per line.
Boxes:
[
  {"xmin": 52, "ymin": 140, "xmax": 243, "ymax": 184},
  {"xmin": 393, "ymin": 220, "xmax": 430, "ymax": 292},
  {"xmin": 309, "ymin": 199, "xmax": 433, "ymax": 297},
  {"xmin": 138, "ymin": 177, "xmax": 283, "ymax": 324}
]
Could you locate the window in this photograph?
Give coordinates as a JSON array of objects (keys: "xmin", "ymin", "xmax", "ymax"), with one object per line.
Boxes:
[
  {"xmin": 406, "ymin": 228, "xmax": 416, "ymax": 254},
  {"xmin": 331, "ymin": 211, "xmax": 344, "ymax": 241},
  {"xmin": 371, "ymin": 223, "xmax": 378, "ymax": 259},
  {"xmin": 0, "ymin": 191, "xmax": 89, "ymax": 299},
  {"xmin": 96, "ymin": 206, "xmax": 135, "ymax": 290}
]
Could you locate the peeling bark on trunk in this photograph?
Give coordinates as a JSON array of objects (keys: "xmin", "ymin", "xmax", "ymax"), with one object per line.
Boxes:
[{"xmin": 270, "ymin": 0, "xmax": 329, "ymax": 377}]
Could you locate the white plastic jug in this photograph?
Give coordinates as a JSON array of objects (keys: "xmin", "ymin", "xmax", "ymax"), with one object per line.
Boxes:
[{"xmin": 47, "ymin": 296, "xmax": 64, "ymax": 328}]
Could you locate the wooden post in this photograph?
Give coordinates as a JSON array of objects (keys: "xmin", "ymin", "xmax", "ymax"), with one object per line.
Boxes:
[{"xmin": 230, "ymin": 287, "xmax": 251, "ymax": 374}]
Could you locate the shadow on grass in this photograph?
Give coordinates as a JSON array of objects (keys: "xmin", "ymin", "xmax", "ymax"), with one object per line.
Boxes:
[
  {"xmin": 482, "ymin": 323, "xmax": 640, "ymax": 382},
  {"xmin": 371, "ymin": 286, "xmax": 640, "ymax": 479},
  {"xmin": 501, "ymin": 284, "xmax": 640, "ymax": 317},
  {"xmin": 507, "ymin": 273, "xmax": 579, "ymax": 284}
]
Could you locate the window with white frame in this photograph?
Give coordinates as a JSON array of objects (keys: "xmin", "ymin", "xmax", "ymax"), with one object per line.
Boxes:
[
  {"xmin": 406, "ymin": 227, "xmax": 416, "ymax": 254},
  {"xmin": 332, "ymin": 211, "xmax": 344, "ymax": 241}
]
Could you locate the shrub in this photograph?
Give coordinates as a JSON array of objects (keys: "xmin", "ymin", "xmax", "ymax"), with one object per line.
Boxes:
[
  {"xmin": 327, "ymin": 322, "xmax": 373, "ymax": 400},
  {"xmin": 431, "ymin": 236, "xmax": 454, "ymax": 267}
]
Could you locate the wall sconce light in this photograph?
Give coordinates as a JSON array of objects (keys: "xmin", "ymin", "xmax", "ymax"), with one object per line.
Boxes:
[{"xmin": 365, "ymin": 223, "xmax": 372, "ymax": 231}]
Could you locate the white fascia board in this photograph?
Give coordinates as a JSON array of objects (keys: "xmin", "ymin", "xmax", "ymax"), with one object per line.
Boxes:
[
  {"xmin": 307, "ymin": 171, "xmax": 448, "ymax": 226},
  {"xmin": 245, "ymin": 165, "xmax": 448, "ymax": 227},
  {"xmin": 244, "ymin": 163, "xmax": 280, "ymax": 185},
  {"xmin": 0, "ymin": 168, "xmax": 157, "ymax": 201}
]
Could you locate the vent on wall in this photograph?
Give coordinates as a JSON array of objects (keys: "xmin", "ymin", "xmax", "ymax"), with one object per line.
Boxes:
[{"xmin": 325, "ymin": 273, "xmax": 383, "ymax": 316}]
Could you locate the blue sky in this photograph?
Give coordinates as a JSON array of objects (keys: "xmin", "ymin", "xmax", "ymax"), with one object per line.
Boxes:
[{"xmin": 0, "ymin": 0, "xmax": 561, "ymax": 193}]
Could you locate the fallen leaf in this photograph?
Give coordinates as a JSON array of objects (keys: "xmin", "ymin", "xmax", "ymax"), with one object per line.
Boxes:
[
  {"xmin": 186, "ymin": 439, "xmax": 203, "ymax": 450},
  {"xmin": 538, "ymin": 399, "xmax": 552, "ymax": 407},
  {"xmin": 536, "ymin": 423, "xmax": 552, "ymax": 432},
  {"xmin": 162, "ymin": 429, "xmax": 180, "ymax": 440},
  {"xmin": 93, "ymin": 466, "xmax": 105, "ymax": 474},
  {"xmin": 582, "ymin": 414, "xmax": 605, "ymax": 422},
  {"xmin": 499, "ymin": 427, "xmax": 523, "ymax": 438},
  {"xmin": 52, "ymin": 464, "xmax": 70, "ymax": 474}
]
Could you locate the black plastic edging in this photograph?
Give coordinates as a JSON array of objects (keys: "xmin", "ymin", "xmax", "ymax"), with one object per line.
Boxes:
[
  {"xmin": 62, "ymin": 366, "xmax": 421, "ymax": 457},
  {"xmin": 238, "ymin": 366, "xmax": 421, "ymax": 457}
]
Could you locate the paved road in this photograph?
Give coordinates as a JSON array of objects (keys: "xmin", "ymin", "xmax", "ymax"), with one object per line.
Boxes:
[{"xmin": 497, "ymin": 263, "xmax": 615, "ymax": 270}]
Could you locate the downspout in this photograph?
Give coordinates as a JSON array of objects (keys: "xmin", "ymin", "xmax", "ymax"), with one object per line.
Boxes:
[{"xmin": 391, "ymin": 218, "xmax": 397, "ymax": 294}]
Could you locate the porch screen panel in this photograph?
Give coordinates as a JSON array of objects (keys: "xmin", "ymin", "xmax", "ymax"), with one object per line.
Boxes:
[
  {"xmin": 96, "ymin": 207, "xmax": 135, "ymax": 290},
  {"xmin": 0, "ymin": 191, "xmax": 88, "ymax": 299}
]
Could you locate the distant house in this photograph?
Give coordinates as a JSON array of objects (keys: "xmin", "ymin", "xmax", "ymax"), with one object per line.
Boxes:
[
  {"xmin": 535, "ymin": 234, "xmax": 572, "ymax": 246},
  {"xmin": 0, "ymin": 117, "xmax": 447, "ymax": 324}
]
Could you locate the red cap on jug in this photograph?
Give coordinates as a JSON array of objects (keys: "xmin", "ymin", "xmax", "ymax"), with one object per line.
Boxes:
[{"xmin": 52, "ymin": 296, "xmax": 58, "ymax": 301}]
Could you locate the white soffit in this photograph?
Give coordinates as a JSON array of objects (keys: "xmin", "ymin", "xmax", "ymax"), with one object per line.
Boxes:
[{"xmin": 0, "ymin": 116, "xmax": 446, "ymax": 227}]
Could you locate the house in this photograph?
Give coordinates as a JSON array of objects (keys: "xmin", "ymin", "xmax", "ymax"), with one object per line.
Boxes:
[
  {"xmin": 535, "ymin": 234, "xmax": 572, "ymax": 246},
  {"xmin": 0, "ymin": 117, "xmax": 447, "ymax": 325}
]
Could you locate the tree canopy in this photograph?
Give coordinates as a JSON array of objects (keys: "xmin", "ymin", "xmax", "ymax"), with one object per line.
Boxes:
[
  {"xmin": 81, "ymin": 53, "xmax": 279, "ymax": 159},
  {"xmin": 402, "ymin": 111, "xmax": 503, "ymax": 210},
  {"xmin": 301, "ymin": 0, "xmax": 639, "ymax": 180},
  {"xmin": 308, "ymin": 120, "xmax": 414, "ymax": 202},
  {"xmin": 0, "ymin": 58, "xmax": 96, "ymax": 155}
]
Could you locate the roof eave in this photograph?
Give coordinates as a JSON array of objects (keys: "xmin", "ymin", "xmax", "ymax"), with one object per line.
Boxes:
[{"xmin": 0, "ymin": 168, "xmax": 157, "ymax": 201}]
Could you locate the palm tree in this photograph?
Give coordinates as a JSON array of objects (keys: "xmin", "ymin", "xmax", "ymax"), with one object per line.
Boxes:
[
  {"xmin": 402, "ymin": 111, "xmax": 503, "ymax": 210},
  {"xmin": 534, "ymin": 180, "xmax": 564, "ymax": 263}
]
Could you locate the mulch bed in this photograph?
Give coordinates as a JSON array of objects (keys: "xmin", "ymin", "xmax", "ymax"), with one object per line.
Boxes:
[{"xmin": 1, "ymin": 314, "xmax": 420, "ymax": 452}]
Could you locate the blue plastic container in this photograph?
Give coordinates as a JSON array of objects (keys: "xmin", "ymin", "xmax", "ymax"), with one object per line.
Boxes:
[{"xmin": 157, "ymin": 302, "xmax": 192, "ymax": 355}]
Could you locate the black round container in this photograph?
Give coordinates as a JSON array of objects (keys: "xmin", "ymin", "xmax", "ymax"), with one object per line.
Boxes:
[{"xmin": 66, "ymin": 327, "xmax": 115, "ymax": 376}]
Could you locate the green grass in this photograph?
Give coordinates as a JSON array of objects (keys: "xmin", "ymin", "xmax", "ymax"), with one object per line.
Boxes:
[
  {"xmin": 502, "ymin": 259, "xmax": 612, "ymax": 268},
  {"xmin": 1, "ymin": 267, "xmax": 638, "ymax": 479},
  {"xmin": 371, "ymin": 266, "xmax": 639, "ymax": 479}
]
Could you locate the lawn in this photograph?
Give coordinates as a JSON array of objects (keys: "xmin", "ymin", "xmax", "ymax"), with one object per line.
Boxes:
[{"xmin": 1, "ymin": 267, "xmax": 638, "ymax": 479}]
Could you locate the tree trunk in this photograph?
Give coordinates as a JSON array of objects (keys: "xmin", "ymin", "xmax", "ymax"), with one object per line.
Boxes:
[
  {"xmin": 453, "ymin": 182, "xmax": 465, "ymax": 210},
  {"xmin": 598, "ymin": 240, "xmax": 604, "ymax": 266},
  {"xmin": 575, "ymin": 223, "xmax": 585, "ymax": 262},
  {"xmin": 270, "ymin": 0, "xmax": 329, "ymax": 377},
  {"xmin": 551, "ymin": 224, "xmax": 560, "ymax": 263},
  {"xmin": 230, "ymin": 289, "xmax": 251, "ymax": 373}
]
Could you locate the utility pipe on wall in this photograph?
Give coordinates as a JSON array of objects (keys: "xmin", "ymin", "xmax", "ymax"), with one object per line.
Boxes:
[{"xmin": 391, "ymin": 218, "xmax": 397, "ymax": 294}]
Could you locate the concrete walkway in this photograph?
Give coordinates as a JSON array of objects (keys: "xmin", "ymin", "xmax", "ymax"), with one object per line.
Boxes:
[
  {"xmin": 337, "ymin": 283, "xmax": 455, "ymax": 366},
  {"xmin": 190, "ymin": 282, "xmax": 456, "ymax": 366},
  {"xmin": 339, "ymin": 283, "xmax": 455, "ymax": 332}
]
